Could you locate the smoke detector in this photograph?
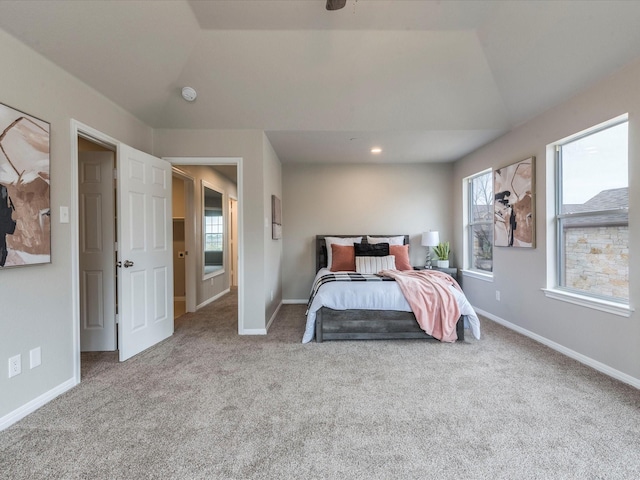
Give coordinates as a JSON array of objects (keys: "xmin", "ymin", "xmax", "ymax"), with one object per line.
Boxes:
[{"xmin": 181, "ymin": 86, "xmax": 197, "ymax": 102}]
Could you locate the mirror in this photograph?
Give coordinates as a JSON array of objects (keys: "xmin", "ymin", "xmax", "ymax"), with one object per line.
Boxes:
[{"xmin": 202, "ymin": 181, "xmax": 224, "ymax": 279}]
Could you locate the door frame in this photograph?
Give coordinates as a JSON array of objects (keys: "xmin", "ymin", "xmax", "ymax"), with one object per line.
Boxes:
[
  {"xmin": 171, "ymin": 167, "xmax": 196, "ymax": 313},
  {"xmin": 229, "ymin": 196, "xmax": 238, "ymax": 287},
  {"xmin": 165, "ymin": 157, "xmax": 244, "ymax": 335},
  {"xmin": 70, "ymin": 120, "xmax": 121, "ymax": 384}
]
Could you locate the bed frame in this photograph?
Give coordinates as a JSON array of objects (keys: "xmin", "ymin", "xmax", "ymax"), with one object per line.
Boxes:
[{"xmin": 314, "ymin": 235, "xmax": 464, "ymax": 342}]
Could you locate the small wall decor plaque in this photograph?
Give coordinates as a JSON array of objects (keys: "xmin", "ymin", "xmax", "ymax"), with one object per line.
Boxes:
[{"xmin": 271, "ymin": 194, "xmax": 282, "ymax": 240}]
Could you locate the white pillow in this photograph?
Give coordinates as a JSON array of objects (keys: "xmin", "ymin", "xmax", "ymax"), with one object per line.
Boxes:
[
  {"xmin": 356, "ymin": 255, "xmax": 396, "ymax": 274},
  {"xmin": 324, "ymin": 236, "xmax": 362, "ymax": 269},
  {"xmin": 367, "ymin": 235, "xmax": 405, "ymax": 246}
]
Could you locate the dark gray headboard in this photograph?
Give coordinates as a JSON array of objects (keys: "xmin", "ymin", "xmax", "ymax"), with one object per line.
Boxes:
[{"xmin": 315, "ymin": 234, "xmax": 410, "ymax": 272}]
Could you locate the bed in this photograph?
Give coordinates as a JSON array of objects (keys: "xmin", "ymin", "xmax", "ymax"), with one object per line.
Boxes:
[{"xmin": 303, "ymin": 234, "xmax": 481, "ymax": 343}]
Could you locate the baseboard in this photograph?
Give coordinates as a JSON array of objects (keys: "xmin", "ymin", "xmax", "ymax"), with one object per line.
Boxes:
[
  {"xmin": 196, "ymin": 288, "xmax": 230, "ymax": 310},
  {"xmin": 266, "ymin": 301, "xmax": 282, "ymax": 332},
  {"xmin": 474, "ymin": 307, "xmax": 640, "ymax": 390},
  {"xmin": 282, "ymin": 299, "xmax": 307, "ymax": 304},
  {"xmin": 239, "ymin": 328, "xmax": 267, "ymax": 335},
  {"xmin": 0, "ymin": 377, "xmax": 77, "ymax": 431}
]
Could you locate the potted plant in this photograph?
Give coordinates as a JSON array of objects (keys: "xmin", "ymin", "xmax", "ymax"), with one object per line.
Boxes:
[{"xmin": 432, "ymin": 241, "xmax": 450, "ymax": 268}]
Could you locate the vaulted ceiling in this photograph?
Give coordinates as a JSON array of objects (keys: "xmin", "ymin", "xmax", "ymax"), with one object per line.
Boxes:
[{"xmin": 1, "ymin": 0, "xmax": 640, "ymax": 164}]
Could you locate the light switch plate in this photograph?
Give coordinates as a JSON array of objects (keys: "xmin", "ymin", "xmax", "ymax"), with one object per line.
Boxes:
[
  {"xmin": 30, "ymin": 347, "xmax": 41, "ymax": 369},
  {"xmin": 60, "ymin": 206, "xmax": 69, "ymax": 223}
]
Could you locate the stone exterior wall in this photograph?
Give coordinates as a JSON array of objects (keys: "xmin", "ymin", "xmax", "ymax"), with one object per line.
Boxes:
[{"xmin": 564, "ymin": 226, "xmax": 629, "ymax": 300}]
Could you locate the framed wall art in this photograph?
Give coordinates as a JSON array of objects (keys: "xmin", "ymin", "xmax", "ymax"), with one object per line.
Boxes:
[
  {"xmin": 0, "ymin": 103, "xmax": 51, "ymax": 267},
  {"xmin": 271, "ymin": 194, "xmax": 282, "ymax": 240},
  {"xmin": 494, "ymin": 156, "xmax": 535, "ymax": 248}
]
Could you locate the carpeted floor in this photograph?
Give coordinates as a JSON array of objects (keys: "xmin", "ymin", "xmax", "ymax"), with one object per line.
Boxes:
[{"xmin": 1, "ymin": 289, "xmax": 639, "ymax": 479}]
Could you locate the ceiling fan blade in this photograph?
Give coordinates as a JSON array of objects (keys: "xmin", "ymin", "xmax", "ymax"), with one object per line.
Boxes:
[{"xmin": 326, "ymin": 0, "xmax": 347, "ymax": 11}]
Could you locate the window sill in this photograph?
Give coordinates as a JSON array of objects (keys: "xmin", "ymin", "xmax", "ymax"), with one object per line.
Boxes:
[
  {"xmin": 542, "ymin": 288, "xmax": 633, "ymax": 317},
  {"xmin": 461, "ymin": 269, "xmax": 493, "ymax": 282}
]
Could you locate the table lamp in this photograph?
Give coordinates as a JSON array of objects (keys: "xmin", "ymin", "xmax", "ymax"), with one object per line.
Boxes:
[{"xmin": 421, "ymin": 231, "xmax": 440, "ymax": 269}]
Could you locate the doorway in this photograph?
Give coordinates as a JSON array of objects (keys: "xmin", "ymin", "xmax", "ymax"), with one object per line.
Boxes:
[
  {"xmin": 72, "ymin": 121, "xmax": 175, "ymax": 383},
  {"xmin": 171, "ymin": 167, "xmax": 196, "ymax": 319},
  {"xmin": 166, "ymin": 157, "xmax": 243, "ymax": 334},
  {"xmin": 77, "ymin": 136, "xmax": 117, "ymax": 354}
]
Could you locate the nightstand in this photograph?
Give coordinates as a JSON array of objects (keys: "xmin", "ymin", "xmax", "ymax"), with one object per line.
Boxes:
[
  {"xmin": 432, "ymin": 266, "xmax": 458, "ymax": 281},
  {"xmin": 414, "ymin": 266, "xmax": 459, "ymax": 281}
]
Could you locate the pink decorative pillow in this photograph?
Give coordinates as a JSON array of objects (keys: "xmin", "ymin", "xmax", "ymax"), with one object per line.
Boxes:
[
  {"xmin": 330, "ymin": 244, "xmax": 356, "ymax": 271},
  {"xmin": 389, "ymin": 244, "xmax": 412, "ymax": 271}
]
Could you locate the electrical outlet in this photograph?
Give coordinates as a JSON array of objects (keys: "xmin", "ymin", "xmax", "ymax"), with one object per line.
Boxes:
[
  {"xmin": 8, "ymin": 354, "xmax": 21, "ymax": 378},
  {"xmin": 495, "ymin": 290, "xmax": 501, "ymax": 301}
]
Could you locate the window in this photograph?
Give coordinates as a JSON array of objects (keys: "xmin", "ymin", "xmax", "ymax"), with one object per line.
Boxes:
[
  {"xmin": 555, "ymin": 119, "xmax": 628, "ymax": 303},
  {"xmin": 466, "ymin": 170, "xmax": 493, "ymax": 273},
  {"xmin": 204, "ymin": 214, "xmax": 223, "ymax": 251}
]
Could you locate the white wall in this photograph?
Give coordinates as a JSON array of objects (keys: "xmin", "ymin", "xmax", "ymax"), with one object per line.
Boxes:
[
  {"xmin": 263, "ymin": 134, "xmax": 283, "ymax": 323},
  {"xmin": 0, "ymin": 29, "xmax": 153, "ymax": 422},
  {"xmin": 452, "ymin": 58, "xmax": 640, "ymax": 385},
  {"xmin": 282, "ymin": 162, "xmax": 454, "ymax": 301}
]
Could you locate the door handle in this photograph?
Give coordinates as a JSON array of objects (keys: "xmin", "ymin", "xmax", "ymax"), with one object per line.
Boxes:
[{"xmin": 123, "ymin": 260, "xmax": 134, "ymax": 268}]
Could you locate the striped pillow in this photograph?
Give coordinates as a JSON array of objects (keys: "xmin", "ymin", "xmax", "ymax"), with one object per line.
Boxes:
[{"xmin": 355, "ymin": 255, "xmax": 396, "ymax": 274}]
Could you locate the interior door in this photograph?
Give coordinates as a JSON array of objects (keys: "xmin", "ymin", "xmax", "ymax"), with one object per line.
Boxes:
[
  {"xmin": 118, "ymin": 145, "xmax": 174, "ymax": 361},
  {"xmin": 79, "ymin": 151, "xmax": 116, "ymax": 351}
]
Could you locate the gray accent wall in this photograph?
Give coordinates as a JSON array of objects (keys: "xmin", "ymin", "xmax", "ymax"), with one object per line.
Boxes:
[
  {"xmin": 282, "ymin": 162, "xmax": 455, "ymax": 301},
  {"xmin": 452, "ymin": 58, "xmax": 640, "ymax": 384}
]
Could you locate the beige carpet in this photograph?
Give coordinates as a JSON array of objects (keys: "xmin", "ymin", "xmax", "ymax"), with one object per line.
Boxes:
[{"xmin": 1, "ymin": 289, "xmax": 639, "ymax": 479}]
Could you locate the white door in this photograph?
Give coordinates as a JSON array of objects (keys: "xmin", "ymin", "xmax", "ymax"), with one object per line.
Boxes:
[
  {"xmin": 118, "ymin": 145, "xmax": 174, "ymax": 361},
  {"xmin": 79, "ymin": 151, "xmax": 116, "ymax": 351}
]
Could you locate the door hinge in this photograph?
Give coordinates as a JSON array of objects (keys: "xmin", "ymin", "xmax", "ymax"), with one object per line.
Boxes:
[
  {"xmin": 115, "ymin": 314, "xmax": 119, "ymax": 325},
  {"xmin": 113, "ymin": 168, "xmax": 117, "ymax": 179}
]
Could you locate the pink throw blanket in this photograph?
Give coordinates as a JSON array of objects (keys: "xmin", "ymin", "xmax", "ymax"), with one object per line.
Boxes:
[{"xmin": 379, "ymin": 269, "xmax": 461, "ymax": 342}]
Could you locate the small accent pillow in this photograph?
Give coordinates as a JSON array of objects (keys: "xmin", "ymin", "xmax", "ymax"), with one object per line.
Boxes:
[
  {"xmin": 389, "ymin": 244, "xmax": 412, "ymax": 271},
  {"xmin": 367, "ymin": 235, "xmax": 405, "ymax": 246},
  {"xmin": 354, "ymin": 242, "xmax": 389, "ymax": 257},
  {"xmin": 330, "ymin": 244, "xmax": 356, "ymax": 271},
  {"xmin": 356, "ymin": 255, "xmax": 396, "ymax": 274},
  {"xmin": 324, "ymin": 236, "xmax": 362, "ymax": 269}
]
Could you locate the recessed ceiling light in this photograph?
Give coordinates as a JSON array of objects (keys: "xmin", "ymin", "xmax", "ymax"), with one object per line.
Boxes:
[
  {"xmin": 181, "ymin": 86, "xmax": 197, "ymax": 102},
  {"xmin": 371, "ymin": 147, "xmax": 382, "ymax": 154}
]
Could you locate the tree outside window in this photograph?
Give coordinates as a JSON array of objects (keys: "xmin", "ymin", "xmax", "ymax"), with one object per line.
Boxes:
[{"xmin": 468, "ymin": 170, "xmax": 493, "ymax": 272}]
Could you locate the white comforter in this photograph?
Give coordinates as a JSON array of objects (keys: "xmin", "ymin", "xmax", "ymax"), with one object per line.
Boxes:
[{"xmin": 302, "ymin": 268, "xmax": 481, "ymax": 343}]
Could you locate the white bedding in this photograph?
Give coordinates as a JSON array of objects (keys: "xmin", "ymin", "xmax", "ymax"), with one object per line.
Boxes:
[{"xmin": 303, "ymin": 268, "xmax": 481, "ymax": 343}]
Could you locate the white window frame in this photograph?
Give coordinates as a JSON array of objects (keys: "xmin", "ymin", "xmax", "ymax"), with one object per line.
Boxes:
[
  {"xmin": 204, "ymin": 214, "xmax": 223, "ymax": 252},
  {"xmin": 463, "ymin": 169, "xmax": 493, "ymax": 280},
  {"xmin": 542, "ymin": 114, "xmax": 632, "ymax": 317}
]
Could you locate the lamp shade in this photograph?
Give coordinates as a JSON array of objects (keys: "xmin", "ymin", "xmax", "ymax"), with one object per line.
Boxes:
[{"xmin": 421, "ymin": 231, "xmax": 440, "ymax": 247}]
